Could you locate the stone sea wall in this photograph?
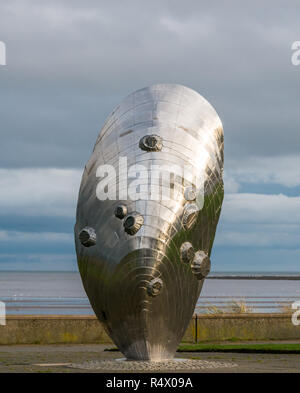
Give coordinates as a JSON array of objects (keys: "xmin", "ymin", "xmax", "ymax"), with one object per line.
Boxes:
[{"xmin": 0, "ymin": 314, "xmax": 299, "ymax": 345}]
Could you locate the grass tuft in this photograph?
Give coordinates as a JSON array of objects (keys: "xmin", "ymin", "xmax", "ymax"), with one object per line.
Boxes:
[{"xmin": 178, "ymin": 343, "xmax": 300, "ymax": 354}]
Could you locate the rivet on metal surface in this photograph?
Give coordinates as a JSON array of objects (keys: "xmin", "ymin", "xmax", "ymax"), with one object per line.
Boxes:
[
  {"xmin": 182, "ymin": 203, "xmax": 199, "ymax": 230},
  {"xmin": 79, "ymin": 227, "xmax": 97, "ymax": 247},
  {"xmin": 184, "ymin": 186, "xmax": 196, "ymax": 201},
  {"xmin": 180, "ymin": 242, "xmax": 195, "ymax": 264},
  {"xmin": 147, "ymin": 278, "xmax": 163, "ymax": 297},
  {"xmin": 114, "ymin": 204, "xmax": 128, "ymax": 219},
  {"xmin": 124, "ymin": 212, "xmax": 144, "ymax": 235},
  {"xmin": 190, "ymin": 251, "xmax": 211, "ymax": 280},
  {"xmin": 139, "ymin": 134, "xmax": 163, "ymax": 152}
]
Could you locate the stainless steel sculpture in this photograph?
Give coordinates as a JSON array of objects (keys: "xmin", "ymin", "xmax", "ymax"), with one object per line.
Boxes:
[{"xmin": 75, "ymin": 84, "xmax": 224, "ymax": 361}]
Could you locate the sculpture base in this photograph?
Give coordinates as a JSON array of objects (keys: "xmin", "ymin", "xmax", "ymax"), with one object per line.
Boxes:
[
  {"xmin": 69, "ymin": 358, "xmax": 237, "ymax": 371},
  {"xmin": 116, "ymin": 357, "xmax": 186, "ymax": 363}
]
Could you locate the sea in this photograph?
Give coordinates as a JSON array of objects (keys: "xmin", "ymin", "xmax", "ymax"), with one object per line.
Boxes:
[{"xmin": 0, "ymin": 271, "xmax": 300, "ymax": 315}]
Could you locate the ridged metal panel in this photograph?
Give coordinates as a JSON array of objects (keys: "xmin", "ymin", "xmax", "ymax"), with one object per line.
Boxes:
[{"xmin": 75, "ymin": 84, "xmax": 224, "ymax": 360}]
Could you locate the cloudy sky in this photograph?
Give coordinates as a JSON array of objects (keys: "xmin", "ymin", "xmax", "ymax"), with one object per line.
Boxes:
[{"xmin": 0, "ymin": 0, "xmax": 300, "ymax": 271}]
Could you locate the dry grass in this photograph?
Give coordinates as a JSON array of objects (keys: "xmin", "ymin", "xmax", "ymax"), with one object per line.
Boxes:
[
  {"xmin": 202, "ymin": 300, "xmax": 295, "ymax": 315},
  {"xmin": 228, "ymin": 300, "xmax": 253, "ymax": 314},
  {"xmin": 205, "ymin": 305, "xmax": 226, "ymax": 314},
  {"xmin": 278, "ymin": 304, "xmax": 293, "ymax": 314},
  {"xmin": 205, "ymin": 300, "xmax": 253, "ymax": 314}
]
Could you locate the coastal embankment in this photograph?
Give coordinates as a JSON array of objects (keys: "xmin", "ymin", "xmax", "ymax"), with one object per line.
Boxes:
[{"xmin": 0, "ymin": 313, "xmax": 299, "ymax": 345}]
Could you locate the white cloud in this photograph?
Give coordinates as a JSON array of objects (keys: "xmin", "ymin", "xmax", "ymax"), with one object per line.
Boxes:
[
  {"xmin": 222, "ymin": 193, "xmax": 300, "ymax": 224},
  {"xmin": 0, "ymin": 168, "xmax": 81, "ymax": 217},
  {"xmin": 0, "ymin": 167, "xmax": 299, "ymax": 225},
  {"xmin": 223, "ymin": 173, "xmax": 240, "ymax": 193},
  {"xmin": 226, "ymin": 156, "xmax": 300, "ymax": 187},
  {"xmin": 216, "ymin": 193, "xmax": 300, "ymax": 248},
  {"xmin": 0, "ymin": 167, "xmax": 299, "ymax": 251}
]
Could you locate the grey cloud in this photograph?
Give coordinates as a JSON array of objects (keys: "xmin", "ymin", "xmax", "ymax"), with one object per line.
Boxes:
[
  {"xmin": 0, "ymin": 253, "xmax": 77, "ymax": 271},
  {"xmin": 1, "ymin": 0, "xmax": 300, "ymax": 167},
  {"xmin": 215, "ymin": 224, "xmax": 300, "ymax": 248},
  {"xmin": 0, "ymin": 230, "xmax": 73, "ymax": 245},
  {"xmin": 211, "ymin": 247, "xmax": 300, "ymax": 271}
]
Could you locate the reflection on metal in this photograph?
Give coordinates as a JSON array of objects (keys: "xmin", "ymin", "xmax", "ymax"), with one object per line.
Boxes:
[
  {"xmin": 75, "ymin": 84, "xmax": 224, "ymax": 361},
  {"xmin": 184, "ymin": 186, "xmax": 196, "ymax": 202},
  {"xmin": 79, "ymin": 227, "xmax": 97, "ymax": 247},
  {"xmin": 191, "ymin": 251, "xmax": 211, "ymax": 280},
  {"xmin": 182, "ymin": 203, "xmax": 199, "ymax": 230}
]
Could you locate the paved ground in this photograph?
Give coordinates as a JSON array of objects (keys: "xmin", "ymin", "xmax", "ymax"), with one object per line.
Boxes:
[{"xmin": 0, "ymin": 343, "xmax": 300, "ymax": 373}]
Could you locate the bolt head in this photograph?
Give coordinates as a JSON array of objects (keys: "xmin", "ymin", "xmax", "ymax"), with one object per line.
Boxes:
[
  {"xmin": 147, "ymin": 278, "xmax": 163, "ymax": 297},
  {"xmin": 180, "ymin": 242, "xmax": 195, "ymax": 264},
  {"xmin": 184, "ymin": 187, "xmax": 196, "ymax": 201},
  {"xmin": 139, "ymin": 134, "xmax": 163, "ymax": 152},
  {"xmin": 114, "ymin": 204, "xmax": 127, "ymax": 219},
  {"xmin": 191, "ymin": 251, "xmax": 211, "ymax": 280},
  {"xmin": 79, "ymin": 227, "xmax": 97, "ymax": 247},
  {"xmin": 124, "ymin": 212, "xmax": 144, "ymax": 235}
]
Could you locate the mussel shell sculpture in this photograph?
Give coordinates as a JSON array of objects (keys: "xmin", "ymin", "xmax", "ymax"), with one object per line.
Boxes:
[{"xmin": 75, "ymin": 84, "xmax": 224, "ymax": 361}]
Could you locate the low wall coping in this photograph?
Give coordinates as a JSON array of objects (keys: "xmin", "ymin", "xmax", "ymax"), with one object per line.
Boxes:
[
  {"xmin": 5, "ymin": 313, "xmax": 292, "ymax": 321},
  {"xmin": 192, "ymin": 313, "xmax": 292, "ymax": 319}
]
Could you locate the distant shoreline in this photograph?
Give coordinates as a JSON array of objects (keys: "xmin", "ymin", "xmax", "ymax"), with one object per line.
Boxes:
[
  {"xmin": 1, "ymin": 270, "xmax": 300, "ymax": 280},
  {"xmin": 208, "ymin": 275, "xmax": 300, "ymax": 280}
]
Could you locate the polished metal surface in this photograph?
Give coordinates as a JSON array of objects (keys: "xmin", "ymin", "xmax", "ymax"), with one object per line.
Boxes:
[{"xmin": 75, "ymin": 84, "xmax": 224, "ymax": 361}]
